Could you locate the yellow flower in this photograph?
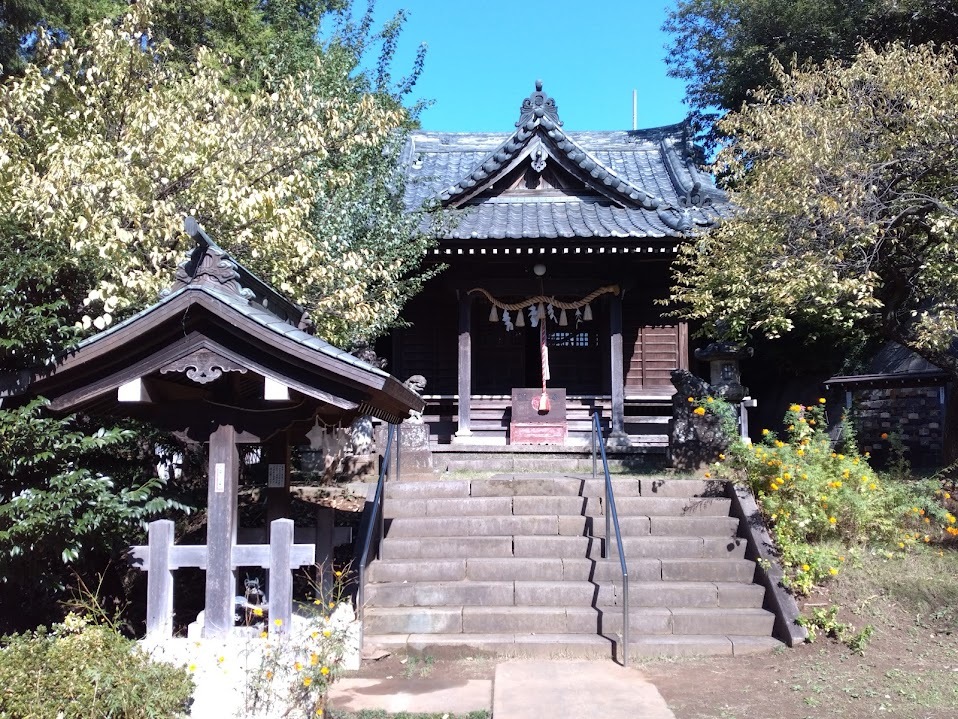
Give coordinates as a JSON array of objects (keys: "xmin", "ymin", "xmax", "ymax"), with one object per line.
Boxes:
[
  {"xmin": 188, "ymin": 663, "xmax": 197, "ymax": 673},
  {"xmin": 260, "ymin": 631, "xmax": 268, "ymax": 639},
  {"xmin": 704, "ymin": 472, "xmax": 711, "ymax": 478},
  {"xmin": 295, "ymin": 661, "xmax": 303, "ymax": 671},
  {"xmin": 829, "ymin": 516, "xmax": 837, "ymax": 525},
  {"xmin": 274, "ymin": 618, "xmax": 283, "ymax": 627},
  {"xmin": 718, "ymin": 453, "xmax": 725, "ymax": 460},
  {"xmin": 828, "ymin": 568, "xmax": 839, "ymax": 576},
  {"xmin": 808, "ymin": 419, "xmax": 816, "ymax": 425},
  {"xmin": 265, "ymin": 670, "xmax": 273, "ymax": 680},
  {"xmin": 328, "ymin": 601, "xmax": 336, "ymax": 609},
  {"xmin": 818, "ymin": 397, "xmax": 826, "ymax": 404},
  {"xmin": 693, "ymin": 406, "xmax": 706, "ymax": 416},
  {"xmin": 687, "ymin": 396, "xmax": 694, "ymax": 402},
  {"xmin": 880, "ymin": 432, "xmax": 888, "ymax": 439},
  {"xmin": 334, "ymin": 570, "xmax": 342, "ymax": 577},
  {"xmin": 946, "ymin": 514, "xmax": 955, "ymax": 524},
  {"xmin": 313, "ymin": 599, "xmax": 322, "ymax": 605},
  {"xmin": 707, "ymin": 397, "xmax": 714, "ymax": 404},
  {"xmin": 787, "ymin": 424, "xmax": 795, "ymax": 431},
  {"xmin": 322, "ymin": 629, "xmax": 331, "ymax": 637},
  {"xmin": 303, "ymin": 676, "xmax": 313, "ymax": 687},
  {"xmin": 869, "ymin": 483, "xmax": 877, "ymax": 491},
  {"xmin": 310, "ymin": 653, "xmax": 319, "ymax": 666},
  {"xmin": 789, "ymin": 404, "xmax": 801, "ymax": 412},
  {"xmin": 774, "ymin": 440, "xmax": 784, "ymax": 448},
  {"xmin": 898, "ymin": 542, "xmax": 905, "ymax": 548},
  {"xmin": 796, "ymin": 449, "xmax": 804, "ymax": 456},
  {"xmin": 217, "ymin": 656, "xmax": 225, "ymax": 664},
  {"xmin": 321, "ymin": 666, "xmax": 330, "ymax": 676},
  {"xmin": 801, "ymin": 564, "xmax": 810, "ymax": 571},
  {"xmin": 762, "ymin": 428, "xmax": 770, "ymax": 436}
]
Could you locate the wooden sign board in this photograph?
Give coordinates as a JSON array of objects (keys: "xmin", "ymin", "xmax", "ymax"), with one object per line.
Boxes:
[{"xmin": 510, "ymin": 388, "xmax": 567, "ymax": 445}]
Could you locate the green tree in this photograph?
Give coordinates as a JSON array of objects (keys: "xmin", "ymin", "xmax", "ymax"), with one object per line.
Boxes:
[
  {"xmin": 669, "ymin": 44, "xmax": 958, "ymax": 380},
  {"xmin": 0, "ymin": 0, "xmax": 431, "ymax": 626},
  {"xmin": 663, "ymin": 0, "xmax": 958, "ymax": 138}
]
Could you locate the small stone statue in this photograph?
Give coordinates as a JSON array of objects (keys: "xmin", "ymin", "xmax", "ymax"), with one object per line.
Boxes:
[
  {"xmin": 403, "ymin": 375, "xmax": 427, "ymax": 424},
  {"xmin": 348, "ymin": 416, "xmax": 374, "ymax": 456}
]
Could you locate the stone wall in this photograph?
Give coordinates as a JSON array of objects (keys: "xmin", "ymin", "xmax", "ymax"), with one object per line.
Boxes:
[{"xmin": 853, "ymin": 386, "xmax": 945, "ymax": 467}]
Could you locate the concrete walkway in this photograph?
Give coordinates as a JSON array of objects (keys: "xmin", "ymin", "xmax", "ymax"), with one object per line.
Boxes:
[{"xmin": 329, "ymin": 659, "xmax": 675, "ymax": 718}]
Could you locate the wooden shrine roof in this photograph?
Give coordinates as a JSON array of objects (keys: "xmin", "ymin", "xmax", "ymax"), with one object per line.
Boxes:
[
  {"xmin": 4, "ymin": 219, "xmax": 423, "ymax": 425},
  {"xmin": 402, "ymin": 81, "xmax": 732, "ymax": 242},
  {"xmin": 825, "ymin": 343, "xmax": 952, "ymax": 390}
]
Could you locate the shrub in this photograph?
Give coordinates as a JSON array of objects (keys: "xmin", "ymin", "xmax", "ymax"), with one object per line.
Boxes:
[
  {"xmin": 714, "ymin": 400, "xmax": 954, "ymax": 593},
  {"xmin": 0, "ymin": 614, "xmax": 193, "ymax": 718}
]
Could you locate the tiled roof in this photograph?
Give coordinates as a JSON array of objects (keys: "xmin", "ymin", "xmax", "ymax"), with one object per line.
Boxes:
[{"xmin": 403, "ymin": 82, "xmax": 732, "ymax": 241}]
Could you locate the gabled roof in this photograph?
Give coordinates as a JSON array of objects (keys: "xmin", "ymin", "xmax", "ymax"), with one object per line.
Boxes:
[
  {"xmin": 403, "ymin": 81, "xmax": 732, "ymax": 241},
  {"xmin": 9, "ymin": 220, "xmax": 423, "ymax": 424}
]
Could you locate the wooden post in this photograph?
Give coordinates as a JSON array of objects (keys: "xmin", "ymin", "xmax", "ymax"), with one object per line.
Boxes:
[
  {"xmin": 268, "ymin": 518, "xmax": 294, "ymax": 636},
  {"xmin": 608, "ymin": 293, "xmax": 627, "ymax": 445},
  {"xmin": 456, "ymin": 292, "xmax": 473, "ymax": 439},
  {"xmin": 204, "ymin": 423, "xmax": 240, "ymax": 638},
  {"xmin": 145, "ymin": 520, "xmax": 174, "ymax": 639},
  {"xmin": 265, "ymin": 433, "xmax": 291, "ymax": 529}
]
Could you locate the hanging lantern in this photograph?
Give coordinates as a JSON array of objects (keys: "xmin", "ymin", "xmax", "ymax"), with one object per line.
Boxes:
[
  {"xmin": 489, "ymin": 304, "xmax": 499, "ymax": 322},
  {"xmin": 558, "ymin": 309, "xmax": 568, "ymax": 326},
  {"xmin": 583, "ymin": 303, "xmax": 593, "ymax": 321},
  {"xmin": 515, "ymin": 308, "xmax": 525, "ymax": 327}
]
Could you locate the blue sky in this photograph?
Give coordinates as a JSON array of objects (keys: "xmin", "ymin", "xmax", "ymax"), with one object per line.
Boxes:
[{"xmin": 365, "ymin": 1, "xmax": 688, "ymax": 132}]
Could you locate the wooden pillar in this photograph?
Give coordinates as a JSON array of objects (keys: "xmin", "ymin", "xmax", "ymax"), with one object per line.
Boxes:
[
  {"xmin": 456, "ymin": 292, "xmax": 473, "ymax": 439},
  {"xmin": 204, "ymin": 423, "xmax": 240, "ymax": 638},
  {"xmin": 265, "ymin": 433, "xmax": 291, "ymax": 529},
  {"xmin": 608, "ymin": 293, "xmax": 628, "ymax": 446},
  {"xmin": 145, "ymin": 520, "xmax": 174, "ymax": 639},
  {"xmin": 267, "ymin": 518, "xmax": 294, "ymax": 636}
]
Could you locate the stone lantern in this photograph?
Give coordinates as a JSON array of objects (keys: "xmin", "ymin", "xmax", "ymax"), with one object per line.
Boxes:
[{"xmin": 693, "ymin": 342, "xmax": 754, "ymax": 402}]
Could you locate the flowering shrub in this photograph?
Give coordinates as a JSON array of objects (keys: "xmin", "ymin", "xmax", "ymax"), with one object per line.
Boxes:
[
  {"xmin": 0, "ymin": 613, "xmax": 193, "ymax": 718},
  {"xmin": 242, "ymin": 567, "xmax": 355, "ymax": 718},
  {"xmin": 687, "ymin": 394, "xmax": 740, "ymax": 441},
  {"xmin": 714, "ymin": 400, "xmax": 955, "ymax": 594}
]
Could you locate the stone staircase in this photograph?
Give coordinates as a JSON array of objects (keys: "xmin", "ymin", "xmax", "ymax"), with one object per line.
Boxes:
[{"xmin": 361, "ymin": 474, "xmax": 783, "ymax": 659}]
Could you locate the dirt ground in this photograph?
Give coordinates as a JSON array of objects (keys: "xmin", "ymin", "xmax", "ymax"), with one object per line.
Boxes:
[{"xmin": 351, "ymin": 549, "xmax": 958, "ymax": 719}]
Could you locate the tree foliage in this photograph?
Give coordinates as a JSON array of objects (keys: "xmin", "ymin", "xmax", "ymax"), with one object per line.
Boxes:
[
  {"xmin": 669, "ymin": 44, "xmax": 958, "ymax": 379},
  {"xmin": 0, "ymin": 0, "xmax": 432, "ymax": 627},
  {"xmin": 0, "ymin": 2, "xmax": 432, "ymax": 348},
  {"xmin": 663, "ymin": 0, "xmax": 958, "ymax": 136}
]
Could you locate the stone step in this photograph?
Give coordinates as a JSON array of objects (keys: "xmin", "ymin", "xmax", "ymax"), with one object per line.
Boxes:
[
  {"xmin": 380, "ymin": 536, "xmax": 515, "ymax": 559},
  {"xmin": 509, "ymin": 535, "xmax": 747, "ymax": 560},
  {"xmin": 364, "ymin": 579, "xmax": 764, "ymax": 610},
  {"xmin": 363, "ymin": 632, "xmax": 615, "ymax": 659},
  {"xmin": 366, "ymin": 557, "xmax": 757, "ymax": 584},
  {"xmin": 365, "ymin": 580, "xmax": 619, "ymax": 608},
  {"xmin": 362, "ymin": 632, "xmax": 783, "ymax": 659},
  {"xmin": 382, "ymin": 476, "xmax": 726, "ymax": 500},
  {"xmin": 364, "ymin": 606, "xmax": 775, "ymax": 637}
]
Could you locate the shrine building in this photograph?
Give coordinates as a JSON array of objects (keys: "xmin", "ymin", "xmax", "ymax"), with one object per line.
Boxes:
[{"xmin": 386, "ymin": 81, "xmax": 732, "ymax": 450}]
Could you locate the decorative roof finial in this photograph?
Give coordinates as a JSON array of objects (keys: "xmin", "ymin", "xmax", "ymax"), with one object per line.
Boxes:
[{"xmin": 517, "ymin": 79, "xmax": 561, "ymax": 129}]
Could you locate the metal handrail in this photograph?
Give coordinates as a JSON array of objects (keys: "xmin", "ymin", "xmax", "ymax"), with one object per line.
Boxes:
[
  {"xmin": 591, "ymin": 411, "xmax": 630, "ymax": 667},
  {"xmin": 357, "ymin": 423, "xmax": 395, "ymax": 624}
]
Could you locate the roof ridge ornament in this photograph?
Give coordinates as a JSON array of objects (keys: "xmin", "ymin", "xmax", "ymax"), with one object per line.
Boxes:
[
  {"xmin": 163, "ymin": 218, "xmax": 255, "ymax": 302},
  {"xmin": 517, "ymin": 79, "xmax": 561, "ymax": 129}
]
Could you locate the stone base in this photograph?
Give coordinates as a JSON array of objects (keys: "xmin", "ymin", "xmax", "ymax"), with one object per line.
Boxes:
[{"xmin": 509, "ymin": 422, "xmax": 567, "ymax": 445}]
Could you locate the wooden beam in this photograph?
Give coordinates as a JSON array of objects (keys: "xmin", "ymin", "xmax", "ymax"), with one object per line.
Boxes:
[
  {"xmin": 609, "ymin": 293, "xmax": 627, "ymax": 443},
  {"xmin": 204, "ymin": 423, "xmax": 240, "ymax": 638},
  {"xmin": 456, "ymin": 293, "xmax": 473, "ymax": 439}
]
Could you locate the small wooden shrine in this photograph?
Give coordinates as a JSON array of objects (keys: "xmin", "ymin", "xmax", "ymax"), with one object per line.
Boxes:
[{"xmin": 5, "ymin": 219, "xmax": 423, "ymax": 637}]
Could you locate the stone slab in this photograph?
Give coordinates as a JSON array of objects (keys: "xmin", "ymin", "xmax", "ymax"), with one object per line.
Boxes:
[
  {"xmin": 493, "ymin": 660, "xmax": 676, "ymax": 719},
  {"xmin": 329, "ymin": 677, "xmax": 492, "ymax": 714}
]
